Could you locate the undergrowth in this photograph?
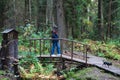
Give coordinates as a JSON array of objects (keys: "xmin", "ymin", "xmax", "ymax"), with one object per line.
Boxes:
[
  {"xmin": 82, "ymin": 39, "xmax": 120, "ymax": 60},
  {"xmin": 19, "ymin": 52, "xmax": 56, "ymax": 79}
]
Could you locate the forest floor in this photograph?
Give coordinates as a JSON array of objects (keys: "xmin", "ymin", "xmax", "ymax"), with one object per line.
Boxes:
[
  {"xmin": 0, "ymin": 67, "xmax": 119, "ymax": 80},
  {"xmin": 67, "ymin": 67, "xmax": 120, "ymax": 80},
  {"xmin": 0, "ymin": 74, "xmax": 16, "ymax": 80}
]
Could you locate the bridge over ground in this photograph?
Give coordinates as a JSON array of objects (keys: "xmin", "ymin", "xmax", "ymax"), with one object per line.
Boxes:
[{"xmin": 26, "ymin": 38, "xmax": 120, "ymax": 76}]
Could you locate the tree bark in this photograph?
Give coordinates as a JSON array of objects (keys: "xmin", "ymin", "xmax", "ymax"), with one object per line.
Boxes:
[
  {"xmin": 0, "ymin": 0, "xmax": 6, "ymax": 28},
  {"xmin": 25, "ymin": 0, "xmax": 31, "ymax": 24},
  {"xmin": 56, "ymin": 0, "xmax": 66, "ymax": 38},
  {"xmin": 98, "ymin": 0, "xmax": 104, "ymax": 40},
  {"xmin": 107, "ymin": 0, "xmax": 112, "ymax": 39},
  {"xmin": 13, "ymin": 0, "xmax": 16, "ymax": 28},
  {"xmin": 29, "ymin": 0, "xmax": 31, "ymax": 21},
  {"xmin": 4, "ymin": 0, "xmax": 16, "ymax": 28},
  {"xmin": 46, "ymin": 0, "xmax": 53, "ymax": 27}
]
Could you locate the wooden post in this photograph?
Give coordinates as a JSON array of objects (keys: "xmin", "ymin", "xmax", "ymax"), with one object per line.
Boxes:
[
  {"xmin": 85, "ymin": 45, "xmax": 88, "ymax": 67},
  {"xmin": 29, "ymin": 40, "xmax": 32, "ymax": 53},
  {"xmin": 39, "ymin": 39, "xmax": 41, "ymax": 57},
  {"xmin": 62, "ymin": 59, "xmax": 66, "ymax": 69},
  {"xmin": 34, "ymin": 40, "xmax": 36, "ymax": 53},
  {"xmin": 71, "ymin": 41, "xmax": 73, "ymax": 61},
  {"xmin": 60, "ymin": 39, "xmax": 63, "ymax": 67},
  {"xmin": 43, "ymin": 39, "xmax": 45, "ymax": 54},
  {"xmin": 50, "ymin": 39, "xmax": 52, "ymax": 62},
  {"xmin": 60, "ymin": 39, "xmax": 63, "ymax": 57}
]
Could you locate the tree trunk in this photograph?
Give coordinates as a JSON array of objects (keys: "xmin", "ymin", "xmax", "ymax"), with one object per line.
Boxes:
[
  {"xmin": 107, "ymin": 0, "xmax": 112, "ymax": 39},
  {"xmin": 0, "ymin": 0, "xmax": 6, "ymax": 28},
  {"xmin": 4, "ymin": 0, "xmax": 16, "ymax": 28},
  {"xmin": 72, "ymin": 1, "xmax": 77, "ymax": 38},
  {"xmin": 98, "ymin": 0, "xmax": 104, "ymax": 40},
  {"xmin": 36, "ymin": 0, "xmax": 41, "ymax": 31},
  {"xmin": 13, "ymin": 0, "xmax": 16, "ymax": 28},
  {"xmin": 25, "ymin": 0, "xmax": 31, "ymax": 24},
  {"xmin": 56, "ymin": 0, "xmax": 66, "ymax": 38},
  {"xmin": 13, "ymin": 0, "xmax": 25, "ymax": 27},
  {"xmin": 46, "ymin": 0, "xmax": 53, "ymax": 27},
  {"xmin": 36, "ymin": 0, "xmax": 47, "ymax": 31},
  {"xmin": 29, "ymin": 0, "xmax": 31, "ymax": 22}
]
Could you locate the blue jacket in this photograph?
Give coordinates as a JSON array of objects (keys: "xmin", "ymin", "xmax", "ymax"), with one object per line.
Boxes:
[{"xmin": 52, "ymin": 32, "xmax": 59, "ymax": 43}]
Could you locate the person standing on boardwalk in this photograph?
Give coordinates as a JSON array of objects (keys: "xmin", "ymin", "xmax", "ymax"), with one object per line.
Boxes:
[{"xmin": 51, "ymin": 26, "xmax": 61, "ymax": 56}]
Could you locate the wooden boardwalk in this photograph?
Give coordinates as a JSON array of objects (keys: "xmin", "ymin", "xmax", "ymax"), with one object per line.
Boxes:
[
  {"xmin": 87, "ymin": 54, "xmax": 120, "ymax": 76},
  {"xmin": 40, "ymin": 53, "xmax": 120, "ymax": 76},
  {"xmin": 29, "ymin": 38, "xmax": 120, "ymax": 76},
  {"xmin": 39, "ymin": 54, "xmax": 85, "ymax": 63}
]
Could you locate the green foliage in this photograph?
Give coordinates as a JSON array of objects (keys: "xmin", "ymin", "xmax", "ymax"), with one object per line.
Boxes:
[
  {"xmin": 97, "ymin": 52, "xmax": 105, "ymax": 57},
  {"xmin": 43, "ymin": 64, "xmax": 55, "ymax": 76},
  {"xmin": 65, "ymin": 67, "xmax": 97, "ymax": 80},
  {"xmin": 81, "ymin": 39, "xmax": 120, "ymax": 60},
  {"xmin": 0, "ymin": 78, "xmax": 10, "ymax": 80},
  {"xmin": 0, "ymin": 70, "xmax": 12, "ymax": 80},
  {"xmin": 19, "ymin": 52, "xmax": 55, "ymax": 78},
  {"xmin": 65, "ymin": 0, "xmax": 120, "ymax": 40},
  {"xmin": 19, "ymin": 52, "xmax": 39, "ymax": 68},
  {"xmin": 18, "ymin": 24, "xmax": 51, "ymax": 56},
  {"xmin": 0, "ymin": 70, "xmax": 5, "ymax": 75},
  {"xmin": 18, "ymin": 23, "xmax": 51, "ymax": 44}
]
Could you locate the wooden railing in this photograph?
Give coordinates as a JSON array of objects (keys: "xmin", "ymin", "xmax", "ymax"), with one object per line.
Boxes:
[{"xmin": 29, "ymin": 38, "xmax": 88, "ymax": 64}]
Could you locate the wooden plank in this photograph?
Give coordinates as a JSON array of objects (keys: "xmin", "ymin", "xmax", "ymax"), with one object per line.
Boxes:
[
  {"xmin": 39, "ymin": 54, "xmax": 86, "ymax": 64},
  {"xmin": 62, "ymin": 55, "xmax": 85, "ymax": 63},
  {"xmin": 39, "ymin": 55, "xmax": 61, "ymax": 58},
  {"xmin": 87, "ymin": 55, "xmax": 120, "ymax": 76}
]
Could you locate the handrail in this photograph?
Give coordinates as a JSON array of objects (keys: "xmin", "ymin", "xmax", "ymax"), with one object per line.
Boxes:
[
  {"xmin": 29, "ymin": 38, "xmax": 88, "ymax": 65},
  {"xmin": 30, "ymin": 38, "xmax": 85, "ymax": 45}
]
